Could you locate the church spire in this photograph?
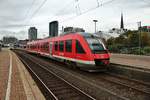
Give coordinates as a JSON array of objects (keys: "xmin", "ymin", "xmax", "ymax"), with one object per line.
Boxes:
[{"xmin": 120, "ymin": 13, "xmax": 124, "ymax": 29}]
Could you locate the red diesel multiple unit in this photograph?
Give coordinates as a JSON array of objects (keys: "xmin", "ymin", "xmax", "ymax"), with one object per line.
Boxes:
[{"xmin": 26, "ymin": 32, "xmax": 110, "ymax": 71}]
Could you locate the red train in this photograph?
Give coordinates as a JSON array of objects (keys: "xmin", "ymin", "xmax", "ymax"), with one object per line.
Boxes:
[{"xmin": 26, "ymin": 32, "xmax": 110, "ymax": 71}]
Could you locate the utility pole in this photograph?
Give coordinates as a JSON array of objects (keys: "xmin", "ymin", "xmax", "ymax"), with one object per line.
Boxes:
[
  {"xmin": 137, "ymin": 21, "xmax": 141, "ymax": 55},
  {"xmin": 93, "ymin": 20, "xmax": 98, "ymax": 33}
]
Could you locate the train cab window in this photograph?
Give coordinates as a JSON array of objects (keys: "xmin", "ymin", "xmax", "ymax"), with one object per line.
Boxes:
[
  {"xmin": 86, "ymin": 38, "xmax": 105, "ymax": 54},
  {"xmin": 59, "ymin": 41, "xmax": 64, "ymax": 52},
  {"xmin": 76, "ymin": 40, "xmax": 85, "ymax": 54},
  {"xmin": 55, "ymin": 41, "xmax": 58, "ymax": 51},
  {"xmin": 65, "ymin": 40, "xmax": 72, "ymax": 52}
]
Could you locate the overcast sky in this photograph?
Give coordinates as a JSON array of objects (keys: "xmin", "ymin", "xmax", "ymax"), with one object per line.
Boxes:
[{"xmin": 0, "ymin": 0, "xmax": 150, "ymax": 40}]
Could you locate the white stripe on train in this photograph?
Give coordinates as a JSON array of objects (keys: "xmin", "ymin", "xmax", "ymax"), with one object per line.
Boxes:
[
  {"xmin": 28, "ymin": 50, "xmax": 95, "ymax": 65},
  {"xmin": 53, "ymin": 55, "xmax": 95, "ymax": 65}
]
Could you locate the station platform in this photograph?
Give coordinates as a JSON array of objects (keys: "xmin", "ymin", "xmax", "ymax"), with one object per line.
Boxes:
[
  {"xmin": 110, "ymin": 53, "xmax": 150, "ymax": 70},
  {"xmin": 0, "ymin": 48, "xmax": 45, "ymax": 100}
]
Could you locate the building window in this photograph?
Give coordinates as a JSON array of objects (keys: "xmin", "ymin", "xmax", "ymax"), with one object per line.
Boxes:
[
  {"xmin": 59, "ymin": 41, "xmax": 64, "ymax": 52},
  {"xmin": 76, "ymin": 40, "xmax": 85, "ymax": 54},
  {"xmin": 54, "ymin": 41, "xmax": 58, "ymax": 51},
  {"xmin": 65, "ymin": 40, "xmax": 72, "ymax": 52}
]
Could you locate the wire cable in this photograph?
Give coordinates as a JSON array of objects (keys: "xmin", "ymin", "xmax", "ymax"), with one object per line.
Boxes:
[
  {"xmin": 28, "ymin": 0, "xmax": 48, "ymax": 24},
  {"xmin": 23, "ymin": 0, "xmax": 36, "ymax": 21},
  {"xmin": 48, "ymin": 0, "xmax": 75, "ymax": 21},
  {"xmin": 60, "ymin": 0, "xmax": 116, "ymax": 23}
]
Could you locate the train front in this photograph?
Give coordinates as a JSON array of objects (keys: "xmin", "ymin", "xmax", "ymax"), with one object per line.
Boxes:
[{"xmin": 81, "ymin": 33, "xmax": 110, "ymax": 71}]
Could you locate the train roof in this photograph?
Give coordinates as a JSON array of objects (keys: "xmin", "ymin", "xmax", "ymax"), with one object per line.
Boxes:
[
  {"xmin": 60, "ymin": 32, "xmax": 99, "ymax": 38},
  {"xmin": 27, "ymin": 32, "xmax": 99, "ymax": 44},
  {"xmin": 78, "ymin": 32, "xmax": 99, "ymax": 38}
]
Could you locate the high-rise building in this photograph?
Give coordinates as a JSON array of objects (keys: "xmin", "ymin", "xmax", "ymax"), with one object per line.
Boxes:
[
  {"xmin": 49, "ymin": 21, "xmax": 58, "ymax": 37},
  {"xmin": 120, "ymin": 13, "xmax": 124, "ymax": 29},
  {"xmin": 28, "ymin": 27, "xmax": 37, "ymax": 40}
]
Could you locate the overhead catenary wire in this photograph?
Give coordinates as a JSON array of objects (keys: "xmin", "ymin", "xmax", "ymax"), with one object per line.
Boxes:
[
  {"xmin": 28, "ymin": 0, "xmax": 48, "ymax": 25},
  {"xmin": 22, "ymin": 0, "xmax": 141, "ymax": 33},
  {"xmin": 23, "ymin": 0, "xmax": 36, "ymax": 21},
  {"xmin": 33, "ymin": 0, "xmax": 117, "ymax": 33},
  {"xmin": 3, "ymin": 0, "xmax": 37, "ymax": 30},
  {"xmin": 18, "ymin": 0, "xmax": 36, "ymax": 32},
  {"xmin": 60, "ymin": 0, "xmax": 116, "ymax": 23},
  {"xmin": 48, "ymin": 0, "xmax": 75, "ymax": 21},
  {"xmin": 19, "ymin": 0, "xmax": 48, "ymax": 32},
  {"xmin": 20, "ymin": 0, "xmax": 75, "ymax": 27},
  {"xmin": 75, "ymin": 0, "xmax": 81, "ymax": 15},
  {"xmin": 22, "ymin": 0, "xmax": 116, "ymax": 27}
]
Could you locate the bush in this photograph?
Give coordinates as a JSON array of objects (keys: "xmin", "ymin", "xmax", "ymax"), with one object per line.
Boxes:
[
  {"xmin": 143, "ymin": 47, "xmax": 150, "ymax": 55},
  {"xmin": 108, "ymin": 44, "xmax": 123, "ymax": 53}
]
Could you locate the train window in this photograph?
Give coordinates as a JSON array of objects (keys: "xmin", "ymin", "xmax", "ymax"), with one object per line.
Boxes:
[
  {"xmin": 46, "ymin": 42, "xmax": 49, "ymax": 51},
  {"xmin": 59, "ymin": 41, "xmax": 64, "ymax": 52},
  {"xmin": 86, "ymin": 38, "xmax": 105, "ymax": 54},
  {"xmin": 76, "ymin": 40, "xmax": 85, "ymax": 54},
  {"xmin": 65, "ymin": 40, "xmax": 72, "ymax": 52},
  {"xmin": 45, "ymin": 42, "xmax": 49, "ymax": 51},
  {"xmin": 55, "ymin": 41, "xmax": 58, "ymax": 51},
  {"xmin": 39, "ymin": 42, "xmax": 48, "ymax": 51}
]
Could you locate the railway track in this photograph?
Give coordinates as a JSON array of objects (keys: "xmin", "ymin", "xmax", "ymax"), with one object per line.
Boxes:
[
  {"xmin": 102, "ymin": 72, "xmax": 150, "ymax": 94},
  {"xmin": 14, "ymin": 50, "xmax": 150, "ymax": 100},
  {"xmin": 87, "ymin": 73, "xmax": 150, "ymax": 100},
  {"xmin": 16, "ymin": 51, "xmax": 95, "ymax": 100}
]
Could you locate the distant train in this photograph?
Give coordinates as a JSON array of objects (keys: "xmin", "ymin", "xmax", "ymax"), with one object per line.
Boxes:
[{"xmin": 26, "ymin": 32, "xmax": 110, "ymax": 71}]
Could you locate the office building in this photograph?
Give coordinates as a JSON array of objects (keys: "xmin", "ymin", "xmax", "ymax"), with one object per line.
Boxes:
[{"xmin": 28, "ymin": 27, "xmax": 37, "ymax": 40}]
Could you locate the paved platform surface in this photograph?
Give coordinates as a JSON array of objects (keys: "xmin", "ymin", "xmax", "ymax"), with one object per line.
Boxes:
[
  {"xmin": 0, "ymin": 48, "xmax": 45, "ymax": 100},
  {"xmin": 111, "ymin": 53, "xmax": 150, "ymax": 70}
]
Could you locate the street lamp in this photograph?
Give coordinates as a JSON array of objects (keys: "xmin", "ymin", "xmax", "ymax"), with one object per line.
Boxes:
[
  {"xmin": 93, "ymin": 20, "xmax": 98, "ymax": 33},
  {"xmin": 137, "ymin": 21, "xmax": 141, "ymax": 55}
]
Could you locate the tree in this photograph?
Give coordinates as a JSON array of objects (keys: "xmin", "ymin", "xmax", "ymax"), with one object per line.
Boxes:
[
  {"xmin": 107, "ymin": 37, "xmax": 115, "ymax": 46},
  {"xmin": 141, "ymin": 32, "xmax": 150, "ymax": 47}
]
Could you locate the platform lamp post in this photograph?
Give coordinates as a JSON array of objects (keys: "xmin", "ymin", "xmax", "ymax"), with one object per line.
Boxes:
[
  {"xmin": 93, "ymin": 20, "xmax": 98, "ymax": 33},
  {"xmin": 137, "ymin": 21, "xmax": 141, "ymax": 55}
]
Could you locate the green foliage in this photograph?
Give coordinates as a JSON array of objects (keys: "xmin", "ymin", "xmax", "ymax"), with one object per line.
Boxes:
[
  {"xmin": 128, "ymin": 47, "xmax": 144, "ymax": 55},
  {"xmin": 141, "ymin": 32, "xmax": 150, "ymax": 47},
  {"xmin": 108, "ymin": 44, "xmax": 124, "ymax": 53},
  {"xmin": 107, "ymin": 37, "xmax": 115, "ymax": 45},
  {"xmin": 106, "ymin": 30, "xmax": 150, "ymax": 55},
  {"xmin": 143, "ymin": 47, "xmax": 150, "ymax": 55}
]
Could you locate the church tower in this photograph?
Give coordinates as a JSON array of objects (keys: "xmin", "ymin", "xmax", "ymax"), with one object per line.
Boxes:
[{"xmin": 120, "ymin": 13, "xmax": 124, "ymax": 29}]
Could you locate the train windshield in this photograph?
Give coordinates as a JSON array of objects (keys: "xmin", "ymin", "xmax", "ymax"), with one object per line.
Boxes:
[{"xmin": 86, "ymin": 38, "xmax": 106, "ymax": 54}]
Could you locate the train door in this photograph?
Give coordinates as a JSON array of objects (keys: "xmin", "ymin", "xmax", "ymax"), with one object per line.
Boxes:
[
  {"xmin": 75, "ymin": 40, "xmax": 87, "ymax": 61},
  {"xmin": 49, "ymin": 42, "xmax": 53, "ymax": 56}
]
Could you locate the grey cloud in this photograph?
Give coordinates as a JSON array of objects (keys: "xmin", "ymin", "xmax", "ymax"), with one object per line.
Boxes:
[
  {"xmin": 0, "ymin": 24, "xmax": 29, "ymax": 28},
  {"xmin": 0, "ymin": 0, "xmax": 150, "ymax": 40},
  {"xmin": 0, "ymin": 30, "xmax": 27, "ymax": 40}
]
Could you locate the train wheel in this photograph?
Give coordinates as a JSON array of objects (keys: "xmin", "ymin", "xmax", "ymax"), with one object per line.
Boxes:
[
  {"xmin": 70, "ymin": 61, "xmax": 77, "ymax": 69},
  {"xmin": 65, "ymin": 60, "xmax": 76, "ymax": 69}
]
